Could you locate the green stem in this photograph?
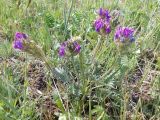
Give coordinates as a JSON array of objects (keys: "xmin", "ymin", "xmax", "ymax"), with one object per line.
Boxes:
[
  {"xmin": 91, "ymin": 36, "xmax": 104, "ymax": 64},
  {"xmin": 64, "ymin": 0, "xmax": 74, "ymax": 38},
  {"xmin": 43, "ymin": 58, "xmax": 66, "ymax": 112},
  {"xmin": 89, "ymin": 83, "xmax": 92, "ymax": 120},
  {"xmin": 79, "ymin": 52, "xmax": 85, "ymax": 87}
]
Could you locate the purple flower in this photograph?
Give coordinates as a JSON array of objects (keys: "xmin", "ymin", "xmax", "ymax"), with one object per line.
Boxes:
[
  {"xmin": 98, "ymin": 8, "xmax": 111, "ymax": 22},
  {"xmin": 94, "ymin": 19, "xmax": 111, "ymax": 35},
  {"xmin": 94, "ymin": 18, "xmax": 104, "ymax": 32},
  {"xmin": 73, "ymin": 41, "xmax": 81, "ymax": 53},
  {"xmin": 58, "ymin": 42, "xmax": 67, "ymax": 57},
  {"xmin": 123, "ymin": 27, "xmax": 134, "ymax": 38},
  {"xmin": 99, "ymin": 8, "xmax": 103, "ymax": 16},
  {"xmin": 14, "ymin": 32, "xmax": 28, "ymax": 41},
  {"xmin": 114, "ymin": 26, "xmax": 122, "ymax": 39},
  {"xmin": 13, "ymin": 40, "xmax": 23, "ymax": 49},
  {"xmin": 105, "ymin": 10, "xmax": 111, "ymax": 22},
  {"xmin": 114, "ymin": 26, "xmax": 135, "ymax": 43},
  {"xmin": 129, "ymin": 35, "xmax": 135, "ymax": 42},
  {"xmin": 59, "ymin": 46, "xmax": 66, "ymax": 57},
  {"xmin": 94, "ymin": 8, "xmax": 112, "ymax": 35},
  {"xmin": 58, "ymin": 40, "xmax": 81, "ymax": 57},
  {"xmin": 13, "ymin": 32, "xmax": 28, "ymax": 50},
  {"xmin": 104, "ymin": 22, "xmax": 111, "ymax": 34}
]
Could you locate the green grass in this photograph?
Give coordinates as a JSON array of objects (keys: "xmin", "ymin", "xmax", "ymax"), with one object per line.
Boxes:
[{"xmin": 0, "ymin": 0, "xmax": 160, "ymax": 120}]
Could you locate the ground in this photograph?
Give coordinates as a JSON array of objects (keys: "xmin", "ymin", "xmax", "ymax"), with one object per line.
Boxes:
[{"xmin": 0, "ymin": 0, "xmax": 160, "ymax": 120}]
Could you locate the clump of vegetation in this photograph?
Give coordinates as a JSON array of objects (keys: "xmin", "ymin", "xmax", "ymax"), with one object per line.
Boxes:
[{"xmin": 0, "ymin": 0, "xmax": 160, "ymax": 120}]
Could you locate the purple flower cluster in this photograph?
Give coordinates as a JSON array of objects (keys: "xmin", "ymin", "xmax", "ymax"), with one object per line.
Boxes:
[
  {"xmin": 13, "ymin": 32, "xmax": 28, "ymax": 50},
  {"xmin": 98, "ymin": 8, "xmax": 111, "ymax": 22},
  {"xmin": 58, "ymin": 40, "xmax": 81, "ymax": 57},
  {"xmin": 94, "ymin": 8, "xmax": 111, "ymax": 35},
  {"xmin": 13, "ymin": 8, "xmax": 136, "ymax": 58},
  {"xmin": 94, "ymin": 8, "xmax": 136, "ymax": 46},
  {"xmin": 114, "ymin": 26, "xmax": 135, "ymax": 44}
]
